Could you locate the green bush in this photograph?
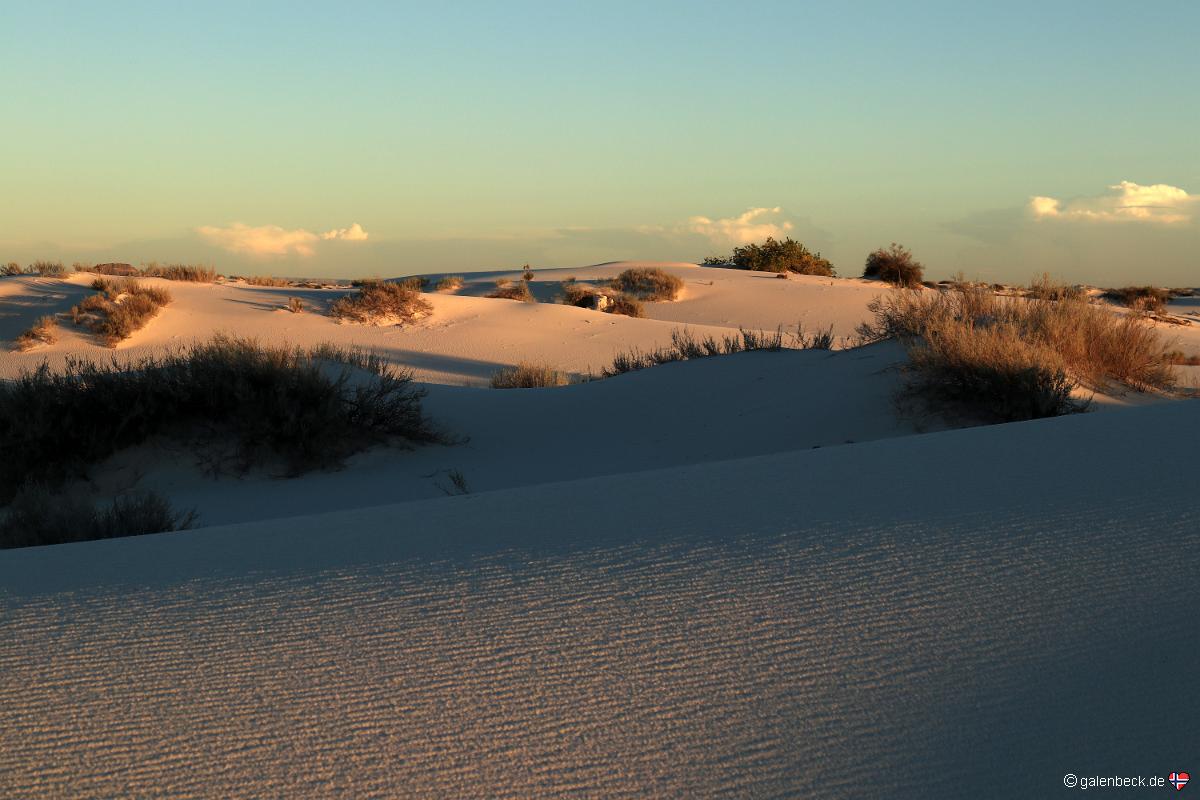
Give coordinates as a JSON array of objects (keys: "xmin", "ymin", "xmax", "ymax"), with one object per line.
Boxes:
[{"xmin": 703, "ymin": 237, "xmax": 835, "ymax": 276}]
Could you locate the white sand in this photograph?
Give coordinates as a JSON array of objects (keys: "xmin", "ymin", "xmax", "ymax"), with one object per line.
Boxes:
[
  {"xmin": 2, "ymin": 265, "xmax": 1198, "ymax": 797},
  {"xmin": 2, "ymin": 401, "xmax": 1197, "ymax": 798}
]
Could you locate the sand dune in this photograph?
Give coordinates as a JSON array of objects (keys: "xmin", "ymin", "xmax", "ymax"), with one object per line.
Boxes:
[{"xmin": 2, "ymin": 401, "xmax": 1196, "ymax": 799}]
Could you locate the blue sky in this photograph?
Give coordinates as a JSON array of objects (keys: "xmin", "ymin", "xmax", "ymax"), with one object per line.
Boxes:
[{"xmin": 2, "ymin": 1, "xmax": 1198, "ymax": 283}]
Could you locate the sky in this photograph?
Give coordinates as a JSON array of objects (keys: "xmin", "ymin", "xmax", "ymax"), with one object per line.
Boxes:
[{"xmin": 2, "ymin": 0, "xmax": 1198, "ymax": 284}]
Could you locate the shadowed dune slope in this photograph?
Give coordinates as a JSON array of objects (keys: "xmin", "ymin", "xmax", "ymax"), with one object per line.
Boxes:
[{"xmin": 1, "ymin": 400, "xmax": 1196, "ymax": 798}]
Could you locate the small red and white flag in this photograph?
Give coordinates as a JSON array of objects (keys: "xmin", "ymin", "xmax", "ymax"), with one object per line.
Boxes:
[{"xmin": 1170, "ymin": 772, "xmax": 1190, "ymax": 791}]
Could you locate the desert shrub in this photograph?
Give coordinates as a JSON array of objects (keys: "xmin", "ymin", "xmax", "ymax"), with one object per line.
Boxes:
[
  {"xmin": 487, "ymin": 280, "xmax": 535, "ymax": 302},
  {"xmin": 490, "ymin": 362, "xmax": 569, "ymax": 388},
  {"xmin": 611, "ymin": 267, "xmax": 684, "ymax": 301},
  {"xmin": 398, "ymin": 276, "xmax": 429, "ymax": 291},
  {"xmin": 2, "ymin": 262, "xmax": 22, "ymax": 276},
  {"xmin": 244, "ymin": 275, "xmax": 293, "ymax": 287},
  {"xmin": 329, "ymin": 281, "xmax": 433, "ymax": 324},
  {"xmin": 863, "ymin": 243, "xmax": 923, "ymax": 287},
  {"xmin": 606, "ymin": 293, "xmax": 643, "ymax": 317},
  {"xmin": 560, "ymin": 282, "xmax": 597, "ymax": 307},
  {"xmin": 858, "ymin": 286, "xmax": 1177, "ymax": 420},
  {"xmin": 89, "ymin": 262, "xmax": 139, "ymax": 276},
  {"xmin": 605, "ymin": 327, "xmax": 785, "ymax": 376},
  {"xmin": 0, "ymin": 335, "xmax": 444, "ymax": 502},
  {"xmin": 703, "ymin": 237, "xmax": 835, "ymax": 276},
  {"xmin": 1166, "ymin": 351, "xmax": 1200, "ymax": 366},
  {"xmin": 436, "ymin": 275, "xmax": 464, "ymax": 291},
  {"xmin": 285, "ymin": 297, "xmax": 305, "ymax": 313},
  {"xmin": 1103, "ymin": 286, "xmax": 1171, "ymax": 313},
  {"xmin": 141, "ymin": 263, "xmax": 218, "ymax": 282},
  {"xmin": 31, "ymin": 260, "xmax": 66, "ymax": 278},
  {"xmin": 14, "ymin": 316, "xmax": 58, "ymax": 351},
  {"xmin": 0, "ymin": 485, "xmax": 196, "ymax": 549},
  {"xmin": 69, "ymin": 280, "xmax": 171, "ymax": 345},
  {"xmin": 71, "ymin": 262, "xmax": 91, "ymax": 272},
  {"xmin": 1025, "ymin": 273, "xmax": 1084, "ymax": 302},
  {"xmin": 522, "ymin": 264, "xmax": 535, "ymax": 282}
]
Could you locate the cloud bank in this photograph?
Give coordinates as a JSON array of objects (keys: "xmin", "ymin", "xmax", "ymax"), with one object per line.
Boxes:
[
  {"xmin": 1030, "ymin": 181, "xmax": 1196, "ymax": 224},
  {"xmin": 686, "ymin": 207, "xmax": 795, "ymax": 244},
  {"xmin": 197, "ymin": 222, "xmax": 369, "ymax": 257}
]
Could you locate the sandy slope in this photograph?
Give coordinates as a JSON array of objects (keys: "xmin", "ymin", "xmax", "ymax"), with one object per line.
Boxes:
[
  {"xmin": 0, "ymin": 264, "xmax": 884, "ymax": 385},
  {"xmin": 2, "ymin": 400, "xmax": 1197, "ymax": 799}
]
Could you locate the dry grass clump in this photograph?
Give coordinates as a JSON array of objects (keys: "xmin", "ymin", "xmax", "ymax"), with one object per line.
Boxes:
[
  {"xmin": 0, "ymin": 335, "xmax": 444, "ymax": 503},
  {"xmin": 1102, "ymin": 286, "xmax": 1171, "ymax": 313},
  {"xmin": 703, "ymin": 237, "xmax": 835, "ymax": 276},
  {"xmin": 607, "ymin": 294, "xmax": 644, "ymax": 317},
  {"xmin": 1025, "ymin": 273, "xmax": 1084, "ymax": 302},
  {"xmin": 1166, "ymin": 351, "xmax": 1200, "ymax": 366},
  {"xmin": 69, "ymin": 279, "xmax": 172, "ymax": 346},
  {"xmin": 285, "ymin": 297, "xmax": 305, "ymax": 313},
  {"xmin": 490, "ymin": 362, "xmax": 569, "ymax": 388},
  {"xmin": 560, "ymin": 282, "xmax": 596, "ymax": 307},
  {"xmin": 329, "ymin": 280, "xmax": 433, "ymax": 324},
  {"xmin": 2, "ymin": 262, "xmax": 22, "ymax": 276},
  {"xmin": 29, "ymin": 260, "xmax": 67, "ymax": 277},
  {"xmin": 858, "ymin": 286, "xmax": 1178, "ymax": 421},
  {"xmin": 88, "ymin": 262, "xmax": 140, "ymax": 276},
  {"xmin": 1, "ymin": 486, "xmax": 195, "ymax": 549},
  {"xmin": 487, "ymin": 279, "xmax": 535, "ymax": 302},
  {"xmin": 14, "ymin": 316, "xmax": 58, "ymax": 351},
  {"xmin": 863, "ymin": 243, "xmax": 923, "ymax": 287},
  {"xmin": 436, "ymin": 275, "xmax": 464, "ymax": 291},
  {"xmin": 606, "ymin": 327, "xmax": 787, "ymax": 376},
  {"xmin": 398, "ymin": 276, "xmax": 429, "ymax": 291},
  {"xmin": 611, "ymin": 267, "xmax": 684, "ymax": 301},
  {"xmin": 244, "ymin": 275, "xmax": 293, "ymax": 287},
  {"xmin": 142, "ymin": 263, "xmax": 218, "ymax": 282}
]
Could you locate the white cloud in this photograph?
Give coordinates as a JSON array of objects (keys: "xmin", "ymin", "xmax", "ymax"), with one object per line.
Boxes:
[
  {"xmin": 1030, "ymin": 181, "xmax": 1195, "ymax": 224},
  {"xmin": 198, "ymin": 222, "xmax": 370, "ymax": 257},
  {"xmin": 686, "ymin": 207, "xmax": 795, "ymax": 244},
  {"xmin": 321, "ymin": 223, "xmax": 369, "ymax": 242}
]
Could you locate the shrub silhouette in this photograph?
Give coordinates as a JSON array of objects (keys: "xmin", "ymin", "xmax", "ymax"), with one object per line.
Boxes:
[
  {"xmin": 0, "ymin": 335, "xmax": 445, "ymax": 503},
  {"xmin": 1, "ymin": 485, "xmax": 196, "ymax": 549},
  {"xmin": 863, "ymin": 243, "xmax": 923, "ymax": 287},
  {"xmin": 703, "ymin": 237, "xmax": 835, "ymax": 276}
]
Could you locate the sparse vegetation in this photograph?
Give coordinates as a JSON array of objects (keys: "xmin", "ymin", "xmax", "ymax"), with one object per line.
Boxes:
[
  {"xmin": 703, "ymin": 237, "xmax": 835, "ymax": 276},
  {"xmin": 858, "ymin": 285, "xmax": 1178, "ymax": 421},
  {"xmin": 69, "ymin": 279, "xmax": 172, "ymax": 346},
  {"xmin": 141, "ymin": 263, "xmax": 218, "ymax": 282},
  {"xmin": 863, "ymin": 243, "xmax": 923, "ymax": 287},
  {"xmin": 487, "ymin": 279, "xmax": 535, "ymax": 302},
  {"xmin": 611, "ymin": 267, "xmax": 684, "ymax": 301},
  {"xmin": 88, "ymin": 262, "xmax": 139, "ymax": 276},
  {"xmin": 560, "ymin": 282, "xmax": 596, "ymax": 307},
  {"xmin": 522, "ymin": 264, "xmax": 535, "ymax": 282},
  {"xmin": 398, "ymin": 276, "xmax": 429, "ymax": 291},
  {"xmin": 605, "ymin": 327, "xmax": 787, "ymax": 376},
  {"xmin": 1, "ymin": 485, "xmax": 196, "ymax": 549},
  {"xmin": 1103, "ymin": 286, "xmax": 1171, "ymax": 314},
  {"xmin": 1025, "ymin": 273, "xmax": 1084, "ymax": 302},
  {"xmin": 244, "ymin": 275, "xmax": 293, "ymax": 287},
  {"xmin": 607, "ymin": 293, "xmax": 644, "ymax": 317},
  {"xmin": 14, "ymin": 316, "xmax": 58, "ymax": 351},
  {"xmin": 490, "ymin": 362, "xmax": 569, "ymax": 388},
  {"xmin": 436, "ymin": 275, "xmax": 464, "ymax": 291},
  {"xmin": 285, "ymin": 297, "xmax": 305, "ymax": 313},
  {"xmin": 2, "ymin": 262, "xmax": 22, "ymax": 276},
  {"xmin": 30, "ymin": 260, "xmax": 66, "ymax": 278},
  {"xmin": 329, "ymin": 280, "xmax": 433, "ymax": 324},
  {"xmin": 0, "ymin": 335, "xmax": 444, "ymax": 503},
  {"xmin": 1166, "ymin": 351, "xmax": 1200, "ymax": 366}
]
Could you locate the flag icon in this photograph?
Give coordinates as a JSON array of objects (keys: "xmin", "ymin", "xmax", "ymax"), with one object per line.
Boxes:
[{"xmin": 1170, "ymin": 772, "xmax": 1190, "ymax": 791}]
